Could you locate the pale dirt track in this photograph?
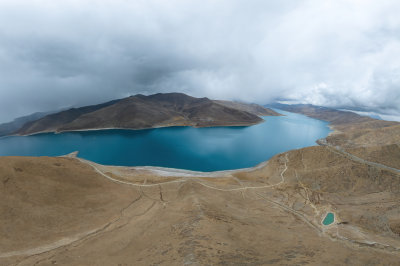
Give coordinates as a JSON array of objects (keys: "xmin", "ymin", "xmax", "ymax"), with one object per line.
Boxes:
[{"xmin": 327, "ymin": 145, "xmax": 400, "ymax": 174}]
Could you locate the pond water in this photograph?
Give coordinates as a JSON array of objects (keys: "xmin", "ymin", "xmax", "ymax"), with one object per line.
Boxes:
[
  {"xmin": 323, "ymin": 212, "xmax": 335, "ymax": 225},
  {"xmin": 0, "ymin": 110, "xmax": 331, "ymax": 171}
]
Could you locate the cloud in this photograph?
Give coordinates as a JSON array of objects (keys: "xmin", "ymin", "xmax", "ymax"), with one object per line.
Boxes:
[{"xmin": 0, "ymin": 0, "xmax": 399, "ymax": 122}]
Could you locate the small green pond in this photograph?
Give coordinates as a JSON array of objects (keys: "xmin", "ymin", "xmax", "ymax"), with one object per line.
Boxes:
[{"xmin": 322, "ymin": 212, "xmax": 334, "ymax": 225}]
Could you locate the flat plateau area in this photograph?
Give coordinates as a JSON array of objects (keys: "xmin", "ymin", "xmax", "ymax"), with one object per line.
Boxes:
[{"xmin": 1, "ymin": 107, "xmax": 400, "ymax": 265}]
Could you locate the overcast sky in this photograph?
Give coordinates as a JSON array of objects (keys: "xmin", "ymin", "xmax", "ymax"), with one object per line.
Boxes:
[{"xmin": 0, "ymin": 0, "xmax": 400, "ymax": 123}]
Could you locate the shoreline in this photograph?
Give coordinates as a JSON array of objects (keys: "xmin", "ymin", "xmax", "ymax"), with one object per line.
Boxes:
[
  {"xmin": 71, "ymin": 154, "xmax": 272, "ymax": 178},
  {"xmin": 12, "ymin": 119, "xmax": 266, "ymax": 137}
]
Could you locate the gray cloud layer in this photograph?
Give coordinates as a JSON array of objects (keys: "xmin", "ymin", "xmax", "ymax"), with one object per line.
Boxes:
[{"xmin": 0, "ymin": 0, "xmax": 399, "ymax": 122}]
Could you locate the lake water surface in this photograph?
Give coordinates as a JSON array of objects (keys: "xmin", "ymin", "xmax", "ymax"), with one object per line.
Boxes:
[
  {"xmin": 323, "ymin": 212, "xmax": 335, "ymax": 225},
  {"xmin": 0, "ymin": 110, "xmax": 331, "ymax": 171}
]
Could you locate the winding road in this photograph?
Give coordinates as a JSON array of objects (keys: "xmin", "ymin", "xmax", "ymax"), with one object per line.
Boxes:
[{"xmin": 318, "ymin": 142, "xmax": 400, "ymax": 175}]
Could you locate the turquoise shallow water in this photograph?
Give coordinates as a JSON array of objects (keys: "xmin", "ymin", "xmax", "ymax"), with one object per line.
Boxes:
[
  {"xmin": 323, "ymin": 212, "xmax": 335, "ymax": 225},
  {"xmin": 0, "ymin": 110, "xmax": 331, "ymax": 171}
]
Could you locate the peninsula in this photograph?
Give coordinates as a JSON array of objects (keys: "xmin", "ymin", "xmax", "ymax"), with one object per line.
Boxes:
[{"xmin": 15, "ymin": 93, "xmax": 280, "ymax": 136}]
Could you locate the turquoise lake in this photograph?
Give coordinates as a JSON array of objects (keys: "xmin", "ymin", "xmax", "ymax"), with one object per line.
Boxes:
[
  {"xmin": 323, "ymin": 212, "xmax": 335, "ymax": 225},
  {"xmin": 0, "ymin": 110, "xmax": 331, "ymax": 171}
]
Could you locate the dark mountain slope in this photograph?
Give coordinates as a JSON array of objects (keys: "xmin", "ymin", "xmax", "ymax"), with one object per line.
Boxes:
[
  {"xmin": 16, "ymin": 99, "xmax": 121, "ymax": 135},
  {"xmin": 0, "ymin": 112, "xmax": 51, "ymax": 137}
]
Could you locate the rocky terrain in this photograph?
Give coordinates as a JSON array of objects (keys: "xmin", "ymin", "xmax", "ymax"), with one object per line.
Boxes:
[
  {"xmin": 1, "ymin": 104, "xmax": 399, "ymax": 265},
  {"xmin": 15, "ymin": 93, "xmax": 278, "ymax": 136}
]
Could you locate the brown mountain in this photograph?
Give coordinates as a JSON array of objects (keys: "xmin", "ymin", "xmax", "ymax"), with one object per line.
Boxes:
[{"xmin": 16, "ymin": 93, "xmax": 279, "ymax": 135}]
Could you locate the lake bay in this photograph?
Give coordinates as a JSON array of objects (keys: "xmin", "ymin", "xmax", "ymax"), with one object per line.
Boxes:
[{"xmin": 0, "ymin": 110, "xmax": 331, "ymax": 171}]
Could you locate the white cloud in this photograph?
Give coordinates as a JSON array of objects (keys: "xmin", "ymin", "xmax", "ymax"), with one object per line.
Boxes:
[{"xmin": 0, "ymin": 0, "xmax": 399, "ymax": 122}]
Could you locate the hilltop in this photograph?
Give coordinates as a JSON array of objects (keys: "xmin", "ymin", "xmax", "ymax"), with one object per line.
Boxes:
[{"xmin": 0, "ymin": 111, "xmax": 51, "ymax": 137}]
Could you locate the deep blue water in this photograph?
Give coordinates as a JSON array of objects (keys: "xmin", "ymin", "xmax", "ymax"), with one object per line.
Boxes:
[{"xmin": 0, "ymin": 110, "xmax": 331, "ymax": 171}]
